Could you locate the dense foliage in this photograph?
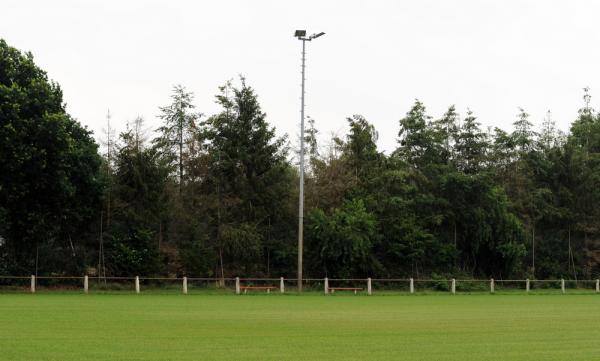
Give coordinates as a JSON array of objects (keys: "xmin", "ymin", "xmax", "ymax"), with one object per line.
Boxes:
[
  {"xmin": 2, "ymin": 39, "xmax": 600, "ymax": 279},
  {"xmin": 0, "ymin": 39, "xmax": 102, "ymax": 275}
]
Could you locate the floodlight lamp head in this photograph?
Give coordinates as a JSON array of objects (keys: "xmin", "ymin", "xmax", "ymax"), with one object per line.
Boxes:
[
  {"xmin": 294, "ymin": 30, "xmax": 307, "ymax": 38},
  {"xmin": 311, "ymin": 32, "xmax": 325, "ymax": 39}
]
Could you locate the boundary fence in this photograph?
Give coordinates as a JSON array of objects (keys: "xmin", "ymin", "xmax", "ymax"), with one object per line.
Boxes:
[{"xmin": 1, "ymin": 276, "xmax": 600, "ymax": 295}]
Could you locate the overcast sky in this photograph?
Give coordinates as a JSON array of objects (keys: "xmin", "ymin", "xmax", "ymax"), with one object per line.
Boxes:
[{"xmin": 4, "ymin": 0, "xmax": 600, "ymax": 153}]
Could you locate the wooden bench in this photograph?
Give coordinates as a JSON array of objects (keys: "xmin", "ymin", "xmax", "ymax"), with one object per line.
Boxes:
[
  {"xmin": 329, "ymin": 287, "xmax": 363, "ymax": 294},
  {"xmin": 240, "ymin": 285, "xmax": 278, "ymax": 294}
]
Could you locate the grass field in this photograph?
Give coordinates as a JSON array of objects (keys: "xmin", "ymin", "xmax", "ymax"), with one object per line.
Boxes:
[{"xmin": 1, "ymin": 293, "xmax": 599, "ymax": 360}]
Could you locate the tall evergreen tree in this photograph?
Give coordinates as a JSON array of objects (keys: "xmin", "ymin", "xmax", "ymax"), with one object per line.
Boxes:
[
  {"xmin": 433, "ymin": 105, "xmax": 459, "ymax": 164},
  {"xmin": 343, "ymin": 115, "xmax": 381, "ymax": 193},
  {"xmin": 455, "ymin": 109, "xmax": 487, "ymax": 174},
  {"xmin": 106, "ymin": 126, "xmax": 169, "ymax": 276},
  {"xmin": 539, "ymin": 110, "xmax": 558, "ymax": 151},
  {"xmin": 154, "ymin": 85, "xmax": 201, "ymax": 193},
  {"xmin": 396, "ymin": 100, "xmax": 436, "ymax": 167},
  {"xmin": 200, "ymin": 78, "xmax": 293, "ymax": 276},
  {"xmin": 513, "ymin": 107, "xmax": 536, "ymax": 154}
]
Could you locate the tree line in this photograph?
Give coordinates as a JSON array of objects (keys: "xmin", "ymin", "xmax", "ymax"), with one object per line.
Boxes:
[{"xmin": 1, "ymin": 39, "xmax": 599, "ymax": 280}]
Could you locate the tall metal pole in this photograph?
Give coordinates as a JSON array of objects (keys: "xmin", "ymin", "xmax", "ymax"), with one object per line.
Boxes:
[
  {"xmin": 298, "ymin": 38, "xmax": 306, "ymax": 292},
  {"xmin": 295, "ymin": 30, "xmax": 324, "ymax": 292}
]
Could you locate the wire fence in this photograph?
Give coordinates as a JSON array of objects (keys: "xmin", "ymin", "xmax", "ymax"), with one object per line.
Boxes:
[{"xmin": 1, "ymin": 275, "xmax": 600, "ymax": 295}]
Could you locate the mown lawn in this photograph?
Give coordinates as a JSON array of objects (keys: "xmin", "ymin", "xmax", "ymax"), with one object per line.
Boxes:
[{"xmin": 1, "ymin": 293, "xmax": 599, "ymax": 360}]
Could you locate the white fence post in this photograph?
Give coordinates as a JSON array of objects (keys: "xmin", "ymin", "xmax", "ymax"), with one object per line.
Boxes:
[
  {"xmin": 367, "ymin": 278, "xmax": 372, "ymax": 295},
  {"xmin": 526, "ymin": 279, "xmax": 530, "ymax": 293},
  {"xmin": 135, "ymin": 276, "xmax": 140, "ymax": 294},
  {"xmin": 451, "ymin": 279, "xmax": 456, "ymax": 294},
  {"xmin": 410, "ymin": 278, "xmax": 414, "ymax": 294},
  {"xmin": 84, "ymin": 275, "xmax": 89, "ymax": 294},
  {"xmin": 280, "ymin": 277, "xmax": 285, "ymax": 293},
  {"xmin": 490, "ymin": 278, "xmax": 494, "ymax": 293},
  {"xmin": 30, "ymin": 275, "xmax": 35, "ymax": 293},
  {"xmin": 324, "ymin": 277, "xmax": 329, "ymax": 294},
  {"xmin": 596, "ymin": 279, "xmax": 599, "ymax": 293},
  {"xmin": 183, "ymin": 277, "xmax": 188, "ymax": 294},
  {"xmin": 235, "ymin": 277, "xmax": 240, "ymax": 295},
  {"xmin": 561, "ymin": 279, "xmax": 565, "ymax": 294}
]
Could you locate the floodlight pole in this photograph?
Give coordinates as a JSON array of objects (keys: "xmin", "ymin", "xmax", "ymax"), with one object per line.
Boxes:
[
  {"xmin": 298, "ymin": 37, "xmax": 306, "ymax": 293},
  {"xmin": 295, "ymin": 30, "xmax": 324, "ymax": 292}
]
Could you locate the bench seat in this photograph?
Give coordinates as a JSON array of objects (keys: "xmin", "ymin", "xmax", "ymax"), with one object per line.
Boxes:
[
  {"xmin": 240, "ymin": 285, "xmax": 278, "ymax": 294},
  {"xmin": 329, "ymin": 287, "xmax": 363, "ymax": 294}
]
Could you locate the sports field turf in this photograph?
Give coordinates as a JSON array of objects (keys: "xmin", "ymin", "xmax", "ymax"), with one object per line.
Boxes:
[{"xmin": 1, "ymin": 293, "xmax": 599, "ymax": 360}]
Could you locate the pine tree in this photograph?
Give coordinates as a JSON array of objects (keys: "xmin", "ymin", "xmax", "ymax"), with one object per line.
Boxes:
[
  {"xmin": 201, "ymin": 77, "xmax": 292, "ymax": 276},
  {"xmin": 539, "ymin": 110, "xmax": 557, "ymax": 151},
  {"xmin": 108, "ymin": 128, "xmax": 168, "ymax": 275},
  {"xmin": 303, "ymin": 116, "xmax": 321, "ymax": 175},
  {"xmin": 455, "ymin": 109, "xmax": 487, "ymax": 174},
  {"xmin": 433, "ymin": 105, "xmax": 459, "ymax": 164},
  {"xmin": 154, "ymin": 85, "xmax": 201, "ymax": 194},
  {"xmin": 396, "ymin": 100, "xmax": 439, "ymax": 167},
  {"xmin": 344, "ymin": 115, "xmax": 380, "ymax": 183},
  {"xmin": 513, "ymin": 107, "xmax": 536, "ymax": 154}
]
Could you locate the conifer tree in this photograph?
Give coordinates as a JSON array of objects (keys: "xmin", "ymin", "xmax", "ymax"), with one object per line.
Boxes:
[
  {"xmin": 455, "ymin": 109, "xmax": 487, "ymax": 174},
  {"xmin": 154, "ymin": 85, "xmax": 201, "ymax": 193}
]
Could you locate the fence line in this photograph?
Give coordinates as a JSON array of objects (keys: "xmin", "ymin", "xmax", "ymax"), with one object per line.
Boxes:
[
  {"xmin": 3, "ymin": 276, "xmax": 600, "ymax": 282},
  {"xmin": 1, "ymin": 276, "xmax": 599, "ymax": 295}
]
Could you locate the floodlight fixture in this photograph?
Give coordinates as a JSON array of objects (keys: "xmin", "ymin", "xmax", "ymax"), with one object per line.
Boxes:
[
  {"xmin": 294, "ymin": 30, "xmax": 306, "ymax": 38},
  {"xmin": 311, "ymin": 32, "xmax": 326, "ymax": 39}
]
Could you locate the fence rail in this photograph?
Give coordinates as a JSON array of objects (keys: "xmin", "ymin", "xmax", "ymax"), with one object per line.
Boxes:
[{"xmin": 1, "ymin": 275, "xmax": 599, "ymax": 295}]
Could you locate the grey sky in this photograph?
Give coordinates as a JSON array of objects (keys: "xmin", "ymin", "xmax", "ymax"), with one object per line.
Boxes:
[{"xmin": 4, "ymin": 0, "xmax": 599, "ymax": 153}]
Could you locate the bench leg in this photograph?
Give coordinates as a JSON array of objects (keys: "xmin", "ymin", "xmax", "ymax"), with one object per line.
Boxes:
[
  {"xmin": 354, "ymin": 289, "xmax": 357, "ymax": 295},
  {"xmin": 244, "ymin": 289, "xmax": 247, "ymax": 294},
  {"xmin": 267, "ymin": 288, "xmax": 270, "ymax": 294}
]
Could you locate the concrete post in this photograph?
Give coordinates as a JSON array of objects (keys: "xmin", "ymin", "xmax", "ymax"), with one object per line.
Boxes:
[
  {"xmin": 367, "ymin": 278, "xmax": 372, "ymax": 295},
  {"xmin": 30, "ymin": 275, "xmax": 35, "ymax": 293},
  {"xmin": 451, "ymin": 279, "xmax": 456, "ymax": 294},
  {"xmin": 526, "ymin": 279, "xmax": 530, "ymax": 293},
  {"xmin": 235, "ymin": 277, "xmax": 240, "ymax": 295},
  {"xmin": 410, "ymin": 278, "xmax": 414, "ymax": 294},
  {"xmin": 561, "ymin": 279, "xmax": 565, "ymax": 294},
  {"xmin": 135, "ymin": 276, "xmax": 140, "ymax": 294},
  {"xmin": 490, "ymin": 278, "xmax": 494, "ymax": 293},
  {"xmin": 84, "ymin": 275, "xmax": 89, "ymax": 294},
  {"xmin": 324, "ymin": 277, "xmax": 329, "ymax": 295},
  {"xmin": 596, "ymin": 279, "xmax": 599, "ymax": 293},
  {"xmin": 183, "ymin": 277, "xmax": 188, "ymax": 294},
  {"xmin": 280, "ymin": 277, "xmax": 285, "ymax": 293}
]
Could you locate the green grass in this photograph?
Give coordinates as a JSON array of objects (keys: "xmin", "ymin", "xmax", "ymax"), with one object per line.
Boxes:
[{"xmin": 1, "ymin": 293, "xmax": 599, "ymax": 360}]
